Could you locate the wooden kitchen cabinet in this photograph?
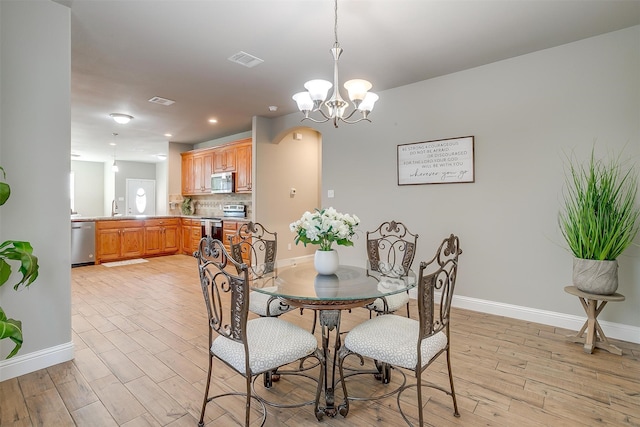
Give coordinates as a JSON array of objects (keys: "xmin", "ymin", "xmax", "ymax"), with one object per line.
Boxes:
[
  {"xmin": 96, "ymin": 220, "xmax": 145, "ymax": 263},
  {"xmin": 194, "ymin": 150, "xmax": 214, "ymax": 193},
  {"xmin": 181, "ymin": 139, "xmax": 252, "ymax": 196},
  {"xmin": 213, "ymin": 146, "xmax": 236, "ymax": 173},
  {"xmin": 222, "ymin": 220, "xmax": 251, "ymax": 264},
  {"xmin": 222, "ymin": 221, "xmax": 237, "ymax": 254},
  {"xmin": 234, "ymin": 140, "xmax": 252, "ymax": 192},
  {"xmin": 181, "ymin": 149, "xmax": 214, "ymax": 195},
  {"xmin": 144, "ymin": 218, "xmax": 180, "ymax": 255},
  {"xmin": 181, "ymin": 218, "xmax": 202, "ymax": 255},
  {"xmin": 181, "ymin": 153, "xmax": 194, "ymax": 195}
]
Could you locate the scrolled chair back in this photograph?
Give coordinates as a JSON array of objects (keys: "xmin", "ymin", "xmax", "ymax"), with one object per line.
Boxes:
[
  {"xmin": 195, "ymin": 236, "xmax": 250, "ymax": 346},
  {"xmin": 230, "ymin": 221, "xmax": 277, "ymax": 279},
  {"xmin": 366, "ymin": 220, "xmax": 418, "ymax": 277},
  {"xmin": 418, "ymin": 234, "xmax": 462, "ymax": 342}
]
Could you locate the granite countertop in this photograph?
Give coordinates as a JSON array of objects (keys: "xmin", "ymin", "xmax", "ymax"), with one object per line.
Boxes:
[{"xmin": 71, "ymin": 215, "xmax": 251, "ymax": 222}]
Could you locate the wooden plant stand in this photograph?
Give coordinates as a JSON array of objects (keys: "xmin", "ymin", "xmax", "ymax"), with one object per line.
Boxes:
[{"xmin": 564, "ymin": 286, "xmax": 625, "ymax": 355}]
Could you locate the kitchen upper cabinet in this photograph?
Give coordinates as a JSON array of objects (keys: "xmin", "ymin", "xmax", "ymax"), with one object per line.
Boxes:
[
  {"xmin": 235, "ymin": 141, "xmax": 252, "ymax": 193},
  {"xmin": 213, "ymin": 146, "xmax": 236, "ymax": 173},
  {"xmin": 144, "ymin": 218, "xmax": 179, "ymax": 255},
  {"xmin": 182, "ymin": 150, "xmax": 214, "ymax": 195},
  {"xmin": 181, "ymin": 139, "xmax": 252, "ymax": 196},
  {"xmin": 181, "ymin": 154, "xmax": 194, "ymax": 195},
  {"xmin": 96, "ymin": 220, "xmax": 145, "ymax": 263},
  {"xmin": 194, "ymin": 150, "xmax": 214, "ymax": 193}
]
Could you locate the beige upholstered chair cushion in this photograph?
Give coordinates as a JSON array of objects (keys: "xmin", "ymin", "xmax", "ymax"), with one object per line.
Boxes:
[
  {"xmin": 249, "ymin": 287, "xmax": 294, "ymax": 317},
  {"xmin": 344, "ymin": 314, "xmax": 447, "ymax": 370},
  {"xmin": 366, "ymin": 279, "xmax": 410, "ymax": 313},
  {"xmin": 211, "ymin": 317, "xmax": 317, "ymax": 375}
]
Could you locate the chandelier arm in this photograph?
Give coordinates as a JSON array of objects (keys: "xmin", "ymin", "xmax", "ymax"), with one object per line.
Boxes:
[
  {"xmin": 300, "ymin": 116, "xmax": 330, "ymax": 124},
  {"xmin": 337, "ymin": 116, "xmax": 372, "ymax": 125}
]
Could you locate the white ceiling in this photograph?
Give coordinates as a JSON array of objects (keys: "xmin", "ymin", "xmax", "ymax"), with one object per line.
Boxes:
[{"xmin": 60, "ymin": 0, "xmax": 640, "ymax": 164}]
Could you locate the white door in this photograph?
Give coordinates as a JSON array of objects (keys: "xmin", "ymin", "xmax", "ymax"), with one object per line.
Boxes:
[{"xmin": 126, "ymin": 179, "xmax": 156, "ymax": 216}]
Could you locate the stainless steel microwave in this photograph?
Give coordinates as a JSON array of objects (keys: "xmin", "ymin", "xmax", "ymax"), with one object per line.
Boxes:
[{"xmin": 211, "ymin": 172, "xmax": 235, "ymax": 193}]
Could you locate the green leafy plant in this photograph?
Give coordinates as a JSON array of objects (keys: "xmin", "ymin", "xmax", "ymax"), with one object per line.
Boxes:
[
  {"xmin": 0, "ymin": 167, "xmax": 39, "ymax": 358},
  {"xmin": 181, "ymin": 197, "xmax": 194, "ymax": 215},
  {"xmin": 559, "ymin": 149, "xmax": 639, "ymax": 260}
]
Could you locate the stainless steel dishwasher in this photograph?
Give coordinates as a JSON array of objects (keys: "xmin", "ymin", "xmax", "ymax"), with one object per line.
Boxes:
[{"xmin": 71, "ymin": 221, "xmax": 96, "ymax": 266}]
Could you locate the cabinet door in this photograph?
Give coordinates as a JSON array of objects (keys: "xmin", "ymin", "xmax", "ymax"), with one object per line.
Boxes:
[
  {"xmin": 214, "ymin": 147, "xmax": 237, "ymax": 172},
  {"xmin": 144, "ymin": 226, "xmax": 162, "ymax": 255},
  {"xmin": 235, "ymin": 143, "xmax": 252, "ymax": 192},
  {"xmin": 163, "ymin": 224, "xmax": 180, "ymax": 253},
  {"xmin": 191, "ymin": 226, "xmax": 202, "ymax": 254},
  {"xmin": 193, "ymin": 154, "xmax": 204, "ymax": 193},
  {"xmin": 121, "ymin": 227, "xmax": 144, "ymax": 258},
  {"xmin": 201, "ymin": 151, "xmax": 214, "ymax": 193},
  {"xmin": 182, "ymin": 221, "xmax": 194, "ymax": 254},
  {"xmin": 181, "ymin": 153, "xmax": 194, "ymax": 195},
  {"xmin": 96, "ymin": 228, "xmax": 121, "ymax": 262}
]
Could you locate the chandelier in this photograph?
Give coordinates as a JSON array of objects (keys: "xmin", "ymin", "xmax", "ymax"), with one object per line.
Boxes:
[{"xmin": 292, "ymin": 0, "xmax": 378, "ymax": 128}]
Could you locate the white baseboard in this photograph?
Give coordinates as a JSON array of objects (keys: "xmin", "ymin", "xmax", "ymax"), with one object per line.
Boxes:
[
  {"xmin": 0, "ymin": 341, "xmax": 74, "ymax": 381},
  {"xmin": 408, "ymin": 288, "xmax": 639, "ymax": 344}
]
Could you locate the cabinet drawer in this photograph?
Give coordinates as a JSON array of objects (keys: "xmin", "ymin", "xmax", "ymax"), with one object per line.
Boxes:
[
  {"xmin": 145, "ymin": 218, "xmax": 179, "ymax": 227},
  {"xmin": 96, "ymin": 219, "xmax": 144, "ymax": 230}
]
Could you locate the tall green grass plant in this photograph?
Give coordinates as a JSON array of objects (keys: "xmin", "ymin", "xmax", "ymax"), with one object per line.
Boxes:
[{"xmin": 559, "ymin": 149, "xmax": 639, "ymax": 261}]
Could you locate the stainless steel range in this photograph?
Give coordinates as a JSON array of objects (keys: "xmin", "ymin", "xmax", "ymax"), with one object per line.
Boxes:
[{"xmin": 222, "ymin": 204, "xmax": 246, "ymax": 218}]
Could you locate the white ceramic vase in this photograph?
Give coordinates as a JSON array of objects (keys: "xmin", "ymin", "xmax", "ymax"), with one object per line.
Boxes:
[{"xmin": 314, "ymin": 249, "xmax": 339, "ymax": 275}]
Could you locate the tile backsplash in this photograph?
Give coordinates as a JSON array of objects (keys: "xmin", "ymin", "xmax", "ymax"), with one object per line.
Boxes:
[{"xmin": 169, "ymin": 193, "xmax": 252, "ymax": 218}]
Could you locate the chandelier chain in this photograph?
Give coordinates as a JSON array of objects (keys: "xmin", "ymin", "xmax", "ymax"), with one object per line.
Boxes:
[{"xmin": 334, "ymin": 0, "xmax": 339, "ymax": 47}]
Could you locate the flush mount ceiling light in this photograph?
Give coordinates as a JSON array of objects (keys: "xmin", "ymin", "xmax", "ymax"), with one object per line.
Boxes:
[
  {"xmin": 292, "ymin": 0, "xmax": 378, "ymax": 128},
  {"xmin": 109, "ymin": 113, "xmax": 134, "ymax": 124}
]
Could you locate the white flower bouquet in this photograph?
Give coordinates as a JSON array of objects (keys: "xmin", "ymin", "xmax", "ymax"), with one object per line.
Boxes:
[{"xmin": 290, "ymin": 207, "xmax": 360, "ymax": 251}]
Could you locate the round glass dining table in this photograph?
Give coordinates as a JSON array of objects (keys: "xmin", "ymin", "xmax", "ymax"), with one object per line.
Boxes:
[
  {"xmin": 251, "ymin": 261, "xmax": 416, "ymax": 419},
  {"xmin": 251, "ymin": 262, "xmax": 416, "ymax": 310}
]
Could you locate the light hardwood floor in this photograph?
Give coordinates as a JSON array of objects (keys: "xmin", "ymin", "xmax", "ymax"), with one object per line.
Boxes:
[{"xmin": 1, "ymin": 254, "xmax": 639, "ymax": 426}]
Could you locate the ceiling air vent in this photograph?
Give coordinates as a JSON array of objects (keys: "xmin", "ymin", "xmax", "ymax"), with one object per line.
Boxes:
[
  {"xmin": 228, "ymin": 51, "xmax": 264, "ymax": 68},
  {"xmin": 148, "ymin": 96, "xmax": 175, "ymax": 106}
]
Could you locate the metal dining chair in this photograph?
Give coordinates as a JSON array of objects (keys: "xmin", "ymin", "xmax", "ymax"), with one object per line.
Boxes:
[
  {"xmin": 338, "ymin": 234, "xmax": 462, "ymax": 426},
  {"xmin": 229, "ymin": 221, "xmax": 294, "ymax": 317},
  {"xmin": 194, "ymin": 237, "xmax": 324, "ymax": 427},
  {"xmin": 365, "ymin": 220, "xmax": 418, "ymax": 317}
]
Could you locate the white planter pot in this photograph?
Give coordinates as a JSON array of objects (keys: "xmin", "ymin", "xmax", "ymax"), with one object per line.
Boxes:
[
  {"xmin": 314, "ymin": 249, "xmax": 339, "ymax": 275},
  {"xmin": 573, "ymin": 258, "xmax": 618, "ymax": 295}
]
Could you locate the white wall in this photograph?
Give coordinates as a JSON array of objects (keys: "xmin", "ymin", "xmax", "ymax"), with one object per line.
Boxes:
[
  {"xmin": 0, "ymin": 0, "xmax": 73, "ymax": 377},
  {"xmin": 71, "ymin": 160, "xmax": 104, "ymax": 217},
  {"xmin": 262, "ymin": 26, "xmax": 640, "ymax": 336}
]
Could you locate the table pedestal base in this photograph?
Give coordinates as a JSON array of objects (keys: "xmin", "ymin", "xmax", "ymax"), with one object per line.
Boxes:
[{"xmin": 564, "ymin": 286, "xmax": 625, "ymax": 356}]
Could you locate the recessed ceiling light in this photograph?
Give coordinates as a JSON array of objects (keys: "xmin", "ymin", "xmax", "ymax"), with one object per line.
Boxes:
[
  {"xmin": 109, "ymin": 142, "xmax": 117, "ymax": 146},
  {"xmin": 109, "ymin": 113, "xmax": 133, "ymax": 124},
  {"xmin": 156, "ymin": 154, "xmax": 167, "ymax": 160},
  {"xmin": 269, "ymin": 106, "xmax": 278, "ymax": 112},
  {"xmin": 208, "ymin": 119, "xmax": 218, "ymax": 124},
  {"xmin": 164, "ymin": 133, "xmax": 172, "ymax": 137}
]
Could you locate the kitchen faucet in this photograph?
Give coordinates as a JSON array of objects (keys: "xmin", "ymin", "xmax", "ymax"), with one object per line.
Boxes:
[{"xmin": 111, "ymin": 199, "xmax": 118, "ymax": 217}]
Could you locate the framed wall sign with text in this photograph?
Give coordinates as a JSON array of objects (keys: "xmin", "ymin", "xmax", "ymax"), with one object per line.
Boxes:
[{"xmin": 397, "ymin": 136, "xmax": 475, "ymax": 185}]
